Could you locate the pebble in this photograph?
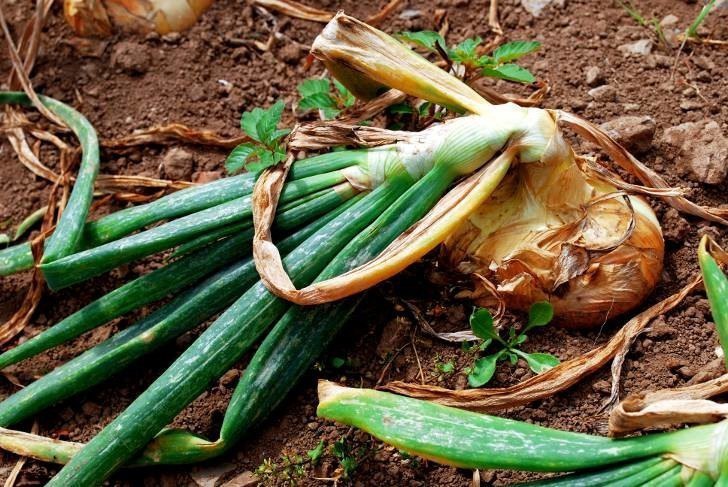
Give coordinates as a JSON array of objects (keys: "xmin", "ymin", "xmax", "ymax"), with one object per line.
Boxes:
[
  {"xmin": 659, "ymin": 14, "xmax": 679, "ymax": 27},
  {"xmin": 617, "ymin": 39, "xmax": 653, "ymax": 56},
  {"xmin": 598, "ymin": 115, "xmax": 656, "ymax": 154},
  {"xmin": 520, "ymin": 0, "xmax": 565, "ymax": 16},
  {"xmin": 679, "ymin": 100, "xmax": 703, "ymax": 111},
  {"xmin": 584, "ymin": 66, "xmax": 603, "ymax": 87},
  {"xmin": 587, "ymin": 85, "xmax": 616, "ymax": 101},
  {"xmin": 661, "ymin": 118, "xmax": 728, "ymax": 184},
  {"xmin": 160, "ymin": 147, "xmax": 195, "ymax": 180},
  {"xmin": 219, "ymin": 368, "xmax": 241, "ymax": 387}
]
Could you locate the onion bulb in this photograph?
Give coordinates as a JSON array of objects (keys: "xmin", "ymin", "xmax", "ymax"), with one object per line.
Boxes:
[
  {"xmin": 64, "ymin": 0, "xmax": 214, "ymax": 36},
  {"xmin": 444, "ymin": 149, "xmax": 664, "ymax": 327}
]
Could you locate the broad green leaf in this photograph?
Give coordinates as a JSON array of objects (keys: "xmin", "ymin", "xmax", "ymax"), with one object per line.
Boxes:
[
  {"xmin": 331, "ymin": 357, "xmax": 346, "ymax": 368},
  {"xmin": 334, "ymin": 79, "xmax": 356, "ymax": 107},
  {"xmin": 467, "ymin": 353, "xmax": 499, "ymax": 387},
  {"xmin": 297, "ymin": 78, "xmax": 330, "ymax": 97},
  {"xmin": 508, "ymin": 352, "xmax": 518, "ymax": 365},
  {"xmin": 396, "ymin": 30, "xmax": 445, "ymax": 52},
  {"xmin": 269, "ymin": 128, "xmax": 291, "ymax": 142},
  {"xmin": 307, "ymin": 440, "xmax": 325, "ymax": 462},
  {"xmin": 520, "ymin": 352, "xmax": 560, "ymax": 374},
  {"xmin": 299, "ymin": 92, "xmax": 338, "ymax": 111},
  {"xmin": 256, "ymin": 100, "xmax": 286, "ymax": 146},
  {"xmin": 321, "ymin": 107, "xmax": 342, "ymax": 120},
  {"xmin": 480, "ymin": 65, "xmax": 530, "ymax": 83},
  {"xmin": 449, "ymin": 36, "xmax": 483, "ymax": 65},
  {"xmin": 493, "ymin": 40, "xmax": 541, "ymax": 63},
  {"xmin": 469, "ymin": 307, "xmax": 497, "ymax": 341},
  {"xmin": 527, "ymin": 301, "xmax": 554, "ymax": 329},
  {"xmin": 224, "ymin": 142, "xmax": 257, "ymax": 174},
  {"xmin": 418, "ymin": 102, "xmax": 433, "ymax": 117},
  {"xmin": 245, "ymin": 147, "xmax": 286, "ymax": 173},
  {"xmin": 240, "ymin": 108, "xmax": 264, "ymax": 142},
  {"xmin": 481, "ymin": 64, "xmax": 536, "ymax": 84},
  {"xmin": 514, "ymin": 333, "xmax": 528, "ymax": 345}
]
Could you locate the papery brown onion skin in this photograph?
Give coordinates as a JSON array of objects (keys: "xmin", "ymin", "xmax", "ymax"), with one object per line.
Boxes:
[{"xmin": 444, "ymin": 155, "xmax": 665, "ymax": 329}]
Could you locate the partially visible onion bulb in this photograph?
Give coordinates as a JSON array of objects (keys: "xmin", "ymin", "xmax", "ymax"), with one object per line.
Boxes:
[
  {"xmin": 64, "ymin": 0, "xmax": 214, "ymax": 37},
  {"xmin": 444, "ymin": 148, "xmax": 664, "ymax": 328}
]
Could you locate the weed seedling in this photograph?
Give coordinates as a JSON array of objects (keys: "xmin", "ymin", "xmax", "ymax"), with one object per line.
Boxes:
[
  {"xmin": 466, "ymin": 302, "xmax": 560, "ymax": 387},
  {"xmin": 225, "ymin": 101, "xmax": 290, "ymax": 174},
  {"xmin": 296, "ymin": 77, "xmax": 356, "ymax": 120}
]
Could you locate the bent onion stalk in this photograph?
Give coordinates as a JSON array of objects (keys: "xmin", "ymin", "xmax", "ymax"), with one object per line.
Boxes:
[{"xmin": 316, "ymin": 381, "xmax": 728, "ymax": 483}]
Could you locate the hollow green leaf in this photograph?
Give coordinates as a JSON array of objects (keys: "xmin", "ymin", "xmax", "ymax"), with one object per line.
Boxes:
[
  {"xmin": 492, "ymin": 41, "xmax": 541, "ymax": 63},
  {"xmin": 481, "ymin": 64, "xmax": 536, "ymax": 84},
  {"xmin": 698, "ymin": 236, "xmax": 728, "ymax": 369}
]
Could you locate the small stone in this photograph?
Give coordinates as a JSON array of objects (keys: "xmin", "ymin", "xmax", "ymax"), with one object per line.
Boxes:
[
  {"xmin": 677, "ymin": 366, "xmax": 696, "ymax": 379},
  {"xmin": 661, "ymin": 119, "xmax": 728, "ymax": 184},
  {"xmin": 651, "ymin": 54, "xmax": 672, "ymax": 68},
  {"xmin": 160, "ymin": 147, "xmax": 195, "ymax": 180},
  {"xmin": 598, "ymin": 115, "xmax": 656, "ymax": 154},
  {"xmin": 592, "ymin": 380, "xmax": 611, "ymax": 393},
  {"xmin": 111, "ymin": 41, "xmax": 151, "ymax": 75},
  {"xmin": 219, "ymin": 368, "xmax": 241, "ymax": 387},
  {"xmin": 584, "ymin": 66, "xmax": 603, "ymax": 87},
  {"xmin": 659, "ymin": 14, "xmax": 679, "ymax": 27},
  {"xmin": 520, "ymin": 0, "xmax": 565, "ymax": 16},
  {"xmin": 278, "ymin": 43, "xmax": 303, "ymax": 64},
  {"xmin": 587, "ymin": 85, "xmax": 616, "ymax": 101},
  {"xmin": 306, "ymin": 421, "xmax": 318, "ymax": 430},
  {"xmin": 682, "ymin": 87, "xmax": 696, "ymax": 97},
  {"xmin": 192, "ymin": 170, "xmax": 223, "ymax": 184},
  {"xmin": 680, "ymin": 100, "xmax": 703, "ymax": 111},
  {"xmin": 623, "ymin": 103, "xmax": 640, "ymax": 111},
  {"xmin": 618, "ymin": 39, "xmax": 653, "ymax": 56},
  {"xmin": 81, "ymin": 401, "xmax": 102, "ymax": 417}
]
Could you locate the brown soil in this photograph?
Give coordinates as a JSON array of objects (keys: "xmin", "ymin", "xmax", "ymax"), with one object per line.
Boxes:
[{"xmin": 1, "ymin": 0, "xmax": 727, "ymax": 485}]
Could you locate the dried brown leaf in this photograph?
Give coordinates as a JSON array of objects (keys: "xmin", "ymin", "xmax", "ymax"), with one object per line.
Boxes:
[
  {"xmin": 383, "ymin": 276, "xmax": 700, "ymax": 411},
  {"xmin": 252, "ymin": 0, "xmax": 333, "ymax": 23},
  {"xmin": 102, "ymin": 123, "xmax": 248, "ymax": 149},
  {"xmin": 609, "ymin": 373, "xmax": 728, "ymax": 435},
  {"xmin": 558, "ymin": 110, "xmax": 728, "ymax": 225},
  {"xmin": 366, "ymin": 0, "xmax": 404, "ymax": 26}
]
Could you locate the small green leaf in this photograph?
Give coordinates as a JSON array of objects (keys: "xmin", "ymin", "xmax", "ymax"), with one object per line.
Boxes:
[
  {"xmin": 492, "ymin": 41, "xmax": 541, "ymax": 63},
  {"xmin": 388, "ymin": 102, "xmax": 414, "ymax": 115},
  {"xmin": 528, "ymin": 301, "xmax": 554, "ymax": 329},
  {"xmin": 417, "ymin": 102, "xmax": 433, "ymax": 117},
  {"xmin": 520, "ymin": 352, "xmax": 560, "ymax": 374},
  {"xmin": 297, "ymin": 78, "xmax": 330, "ymax": 97},
  {"xmin": 299, "ymin": 93, "xmax": 338, "ymax": 112},
  {"xmin": 333, "ymin": 79, "xmax": 356, "ymax": 108},
  {"xmin": 321, "ymin": 107, "xmax": 342, "ymax": 120},
  {"xmin": 477, "ymin": 338, "xmax": 492, "ymax": 351},
  {"xmin": 396, "ymin": 31, "xmax": 445, "ymax": 52},
  {"xmin": 331, "ymin": 357, "xmax": 346, "ymax": 369},
  {"xmin": 467, "ymin": 353, "xmax": 499, "ymax": 387},
  {"xmin": 257, "ymin": 100, "xmax": 286, "ymax": 146},
  {"xmin": 469, "ymin": 308, "xmax": 497, "ymax": 341},
  {"xmin": 508, "ymin": 352, "xmax": 518, "ymax": 365},
  {"xmin": 449, "ymin": 37, "xmax": 482, "ymax": 65},
  {"xmin": 307, "ymin": 440, "xmax": 325, "ymax": 462},
  {"xmin": 437, "ymin": 361, "xmax": 455, "ymax": 374},
  {"xmin": 481, "ymin": 64, "xmax": 536, "ymax": 84},
  {"xmin": 224, "ymin": 142, "xmax": 257, "ymax": 174},
  {"xmin": 515, "ymin": 333, "xmax": 527, "ymax": 345},
  {"xmin": 508, "ymin": 326, "xmax": 516, "ymax": 341}
]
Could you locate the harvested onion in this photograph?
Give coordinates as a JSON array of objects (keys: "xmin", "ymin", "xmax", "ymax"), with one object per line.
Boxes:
[{"xmin": 64, "ymin": 0, "xmax": 214, "ymax": 36}]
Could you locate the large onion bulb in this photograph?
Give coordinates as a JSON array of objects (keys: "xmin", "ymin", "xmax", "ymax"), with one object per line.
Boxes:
[{"xmin": 444, "ymin": 147, "xmax": 664, "ymax": 327}]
